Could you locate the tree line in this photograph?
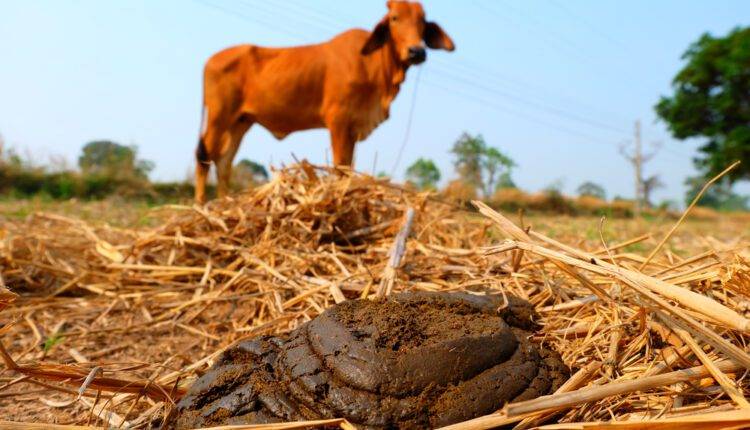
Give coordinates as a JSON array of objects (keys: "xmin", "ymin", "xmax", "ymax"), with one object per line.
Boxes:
[
  {"xmin": 1, "ymin": 129, "xmax": 746, "ymax": 212},
  {"xmin": 0, "ymin": 139, "xmax": 268, "ymax": 201}
]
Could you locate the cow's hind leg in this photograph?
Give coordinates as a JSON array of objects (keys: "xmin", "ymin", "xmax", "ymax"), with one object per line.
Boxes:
[
  {"xmin": 195, "ymin": 136, "xmax": 211, "ymax": 204},
  {"xmin": 215, "ymin": 117, "xmax": 253, "ymax": 199},
  {"xmin": 195, "ymin": 103, "xmax": 230, "ymax": 204}
]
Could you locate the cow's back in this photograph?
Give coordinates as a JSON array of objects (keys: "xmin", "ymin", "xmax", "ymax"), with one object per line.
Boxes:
[
  {"xmin": 241, "ymin": 41, "xmax": 340, "ymax": 135},
  {"xmin": 203, "ymin": 29, "xmax": 388, "ymax": 138}
]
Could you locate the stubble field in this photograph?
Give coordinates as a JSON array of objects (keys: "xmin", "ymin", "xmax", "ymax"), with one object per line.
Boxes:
[{"xmin": 1, "ymin": 165, "xmax": 749, "ymax": 428}]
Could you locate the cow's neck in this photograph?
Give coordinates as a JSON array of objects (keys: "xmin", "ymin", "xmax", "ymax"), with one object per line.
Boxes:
[
  {"xmin": 380, "ymin": 42, "xmax": 407, "ymax": 87},
  {"xmin": 371, "ymin": 42, "xmax": 408, "ymax": 112}
]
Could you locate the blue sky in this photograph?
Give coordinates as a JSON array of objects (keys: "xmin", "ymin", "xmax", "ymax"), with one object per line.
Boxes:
[{"xmin": 1, "ymin": 0, "xmax": 748, "ymax": 203}]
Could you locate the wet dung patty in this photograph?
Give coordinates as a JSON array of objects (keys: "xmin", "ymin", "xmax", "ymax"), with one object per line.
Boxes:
[{"xmin": 172, "ymin": 292, "xmax": 569, "ymax": 429}]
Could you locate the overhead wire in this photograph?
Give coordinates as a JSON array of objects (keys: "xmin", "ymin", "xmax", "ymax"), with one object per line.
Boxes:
[
  {"xmin": 194, "ymin": 0, "xmax": 306, "ymax": 42},
  {"xmin": 546, "ymin": 0, "xmax": 632, "ymax": 53},
  {"xmin": 391, "ymin": 67, "xmax": 423, "ymax": 177},
  {"xmin": 421, "ymin": 78, "xmax": 613, "ymax": 146},
  {"xmin": 473, "ymin": 0, "xmax": 598, "ymax": 66},
  {"xmin": 237, "ymin": 0, "xmax": 335, "ymax": 39},
  {"xmin": 431, "ymin": 56, "xmax": 635, "ymax": 128},
  {"xmin": 427, "ymin": 66, "xmax": 629, "ymax": 134}
]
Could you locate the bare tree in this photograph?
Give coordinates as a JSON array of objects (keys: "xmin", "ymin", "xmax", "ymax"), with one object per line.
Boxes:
[{"xmin": 619, "ymin": 120, "xmax": 661, "ymax": 216}]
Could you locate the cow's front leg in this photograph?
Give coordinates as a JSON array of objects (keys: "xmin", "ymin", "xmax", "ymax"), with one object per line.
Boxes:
[{"xmin": 329, "ymin": 124, "xmax": 356, "ymax": 167}]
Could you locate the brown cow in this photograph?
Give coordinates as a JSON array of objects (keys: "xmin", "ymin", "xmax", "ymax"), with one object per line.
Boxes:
[{"xmin": 194, "ymin": 0, "xmax": 454, "ymax": 203}]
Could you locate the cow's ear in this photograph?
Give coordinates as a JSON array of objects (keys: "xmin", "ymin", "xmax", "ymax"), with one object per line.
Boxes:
[
  {"xmin": 424, "ymin": 21, "xmax": 454, "ymax": 51},
  {"xmin": 361, "ymin": 17, "xmax": 390, "ymax": 55}
]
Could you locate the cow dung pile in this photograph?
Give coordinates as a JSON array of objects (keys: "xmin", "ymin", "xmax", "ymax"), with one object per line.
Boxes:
[{"xmin": 172, "ymin": 292, "xmax": 569, "ymax": 429}]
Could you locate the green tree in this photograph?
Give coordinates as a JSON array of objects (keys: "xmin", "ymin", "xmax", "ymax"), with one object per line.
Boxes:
[
  {"xmin": 237, "ymin": 159, "xmax": 269, "ymax": 181},
  {"xmin": 405, "ymin": 158, "xmax": 441, "ymax": 190},
  {"xmin": 450, "ymin": 132, "xmax": 516, "ymax": 198},
  {"xmin": 576, "ymin": 181, "xmax": 607, "ymax": 200},
  {"xmin": 655, "ymin": 27, "xmax": 750, "ymax": 181},
  {"xmin": 233, "ymin": 159, "xmax": 269, "ymax": 190},
  {"xmin": 643, "ymin": 175, "xmax": 665, "ymax": 208},
  {"xmin": 482, "ymin": 147, "xmax": 516, "ymax": 197},
  {"xmin": 685, "ymin": 176, "xmax": 749, "ymax": 211},
  {"xmin": 78, "ymin": 140, "xmax": 153, "ymax": 180},
  {"xmin": 496, "ymin": 172, "xmax": 517, "ymax": 190},
  {"xmin": 450, "ymin": 132, "xmax": 485, "ymax": 190}
]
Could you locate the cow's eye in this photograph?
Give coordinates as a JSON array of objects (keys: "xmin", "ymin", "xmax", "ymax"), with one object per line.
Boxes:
[{"xmin": 390, "ymin": 15, "xmax": 398, "ymax": 22}]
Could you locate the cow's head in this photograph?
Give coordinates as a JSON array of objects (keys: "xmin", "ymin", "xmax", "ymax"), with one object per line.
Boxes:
[{"xmin": 361, "ymin": 1, "xmax": 454, "ymax": 65}]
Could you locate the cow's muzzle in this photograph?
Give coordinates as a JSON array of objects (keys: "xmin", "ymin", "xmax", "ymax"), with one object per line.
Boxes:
[{"xmin": 408, "ymin": 46, "xmax": 426, "ymax": 64}]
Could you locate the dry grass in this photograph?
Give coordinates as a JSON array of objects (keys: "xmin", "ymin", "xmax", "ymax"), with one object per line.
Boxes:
[{"xmin": 1, "ymin": 162, "xmax": 750, "ymax": 429}]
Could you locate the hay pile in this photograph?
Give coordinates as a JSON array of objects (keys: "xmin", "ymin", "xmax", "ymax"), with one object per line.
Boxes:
[{"xmin": 1, "ymin": 163, "xmax": 750, "ymax": 429}]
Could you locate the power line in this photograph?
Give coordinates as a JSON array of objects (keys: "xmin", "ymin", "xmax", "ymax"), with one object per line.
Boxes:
[
  {"xmin": 284, "ymin": 0, "xmax": 361, "ymax": 26},
  {"xmin": 431, "ymin": 56, "xmax": 634, "ymax": 127},
  {"xmin": 473, "ymin": 0, "xmax": 598, "ymax": 67},
  {"xmin": 658, "ymin": 144, "xmax": 694, "ymax": 161},
  {"xmin": 194, "ymin": 0, "xmax": 306, "ymax": 42},
  {"xmin": 422, "ymin": 77, "xmax": 616, "ymax": 146},
  {"xmin": 238, "ymin": 0, "xmax": 335, "ymax": 38},
  {"xmin": 391, "ymin": 66, "xmax": 423, "ymax": 177},
  {"xmin": 473, "ymin": 0, "xmax": 631, "ymax": 90},
  {"xmin": 546, "ymin": 0, "xmax": 632, "ymax": 53},
  {"xmin": 267, "ymin": 0, "xmax": 351, "ymax": 31},
  {"xmin": 428, "ymin": 66, "xmax": 629, "ymax": 135}
]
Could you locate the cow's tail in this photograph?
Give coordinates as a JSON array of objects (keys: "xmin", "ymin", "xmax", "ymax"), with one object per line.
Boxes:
[{"xmin": 196, "ymin": 104, "xmax": 210, "ymax": 166}]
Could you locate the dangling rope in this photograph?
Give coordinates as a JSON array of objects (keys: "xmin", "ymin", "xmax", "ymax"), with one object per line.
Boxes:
[{"xmin": 390, "ymin": 65, "xmax": 423, "ymax": 177}]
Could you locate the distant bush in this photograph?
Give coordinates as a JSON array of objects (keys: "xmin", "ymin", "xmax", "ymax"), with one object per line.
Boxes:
[
  {"xmin": 487, "ymin": 188, "xmax": 571, "ymax": 214},
  {"xmin": 489, "ymin": 187, "xmax": 526, "ymax": 212},
  {"xmin": 151, "ymin": 182, "xmax": 195, "ymax": 201},
  {"xmin": 0, "ymin": 141, "xmax": 206, "ymax": 202},
  {"xmin": 443, "ymin": 179, "xmax": 477, "ymax": 204},
  {"xmin": 540, "ymin": 188, "xmax": 575, "ymax": 214},
  {"xmin": 482, "ymin": 187, "xmax": 638, "ymax": 217},
  {"xmin": 0, "ymin": 157, "xmax": 221, "ymax": 203}
]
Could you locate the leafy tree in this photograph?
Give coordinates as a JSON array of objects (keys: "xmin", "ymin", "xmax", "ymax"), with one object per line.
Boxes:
[
  {"xmin": 544, "ymin": 179, "xmax": 565, "ymax": 195},
  {"xmin": 685, "ymin": 176, "xmax": 749, "ymax": 211},
  {"xmin": 450, "ymin": 132, "xmax": 516, "ymax": 198},
  {"xmin": 78, "ymin": 140, "xmax": 153, "ymax": 180},
  {"xmin": 542, "ymin": 179, "xmax": 573, "ymax": 213},
  {"xmin": 237, "ymin": 159, "xmax": 269, "ymax": 181},
  {"xmin": 658, "ymin": 199, "xmax": 679, "ymax": 211},
  {"xmin": 450, "ymin": 132, "xmax": 484, "ymax": 189},
  {"xmin": 233, "ymin": 159, "xmax": 269, "ymax": 189},
  {"xmin": 496, "ymin": 172, "xmax": 517, "ymax": 190},
  {"xmin": 643, "ymin": 175, "xmax": 665, "ymax": 208},
  {"xmin": 576, "ymin": 181, "xmax": 607, "ymax": 200},
  {"xmin": 655, "ymin": 27, "xmax": 750, "ymax": 181},
  {"xmin": 482, "ymin": 147, "xmax": 516, "ymax": 197},
  {"xmin": 405, "ymin": 158, "xmax": 441, "ymax": 190}
]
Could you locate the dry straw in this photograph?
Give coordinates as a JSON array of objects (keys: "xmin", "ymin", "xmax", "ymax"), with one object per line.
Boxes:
[{"xmin": 1, "ymin": 162, "xmax": 749, "ymax": 429}]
